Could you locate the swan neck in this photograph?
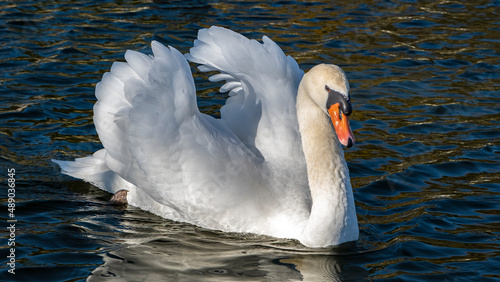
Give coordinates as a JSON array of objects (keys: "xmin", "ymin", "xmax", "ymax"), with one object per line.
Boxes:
[{"xmin": 296, "ymin": 83, "xmax": 358, "ymax": 247}]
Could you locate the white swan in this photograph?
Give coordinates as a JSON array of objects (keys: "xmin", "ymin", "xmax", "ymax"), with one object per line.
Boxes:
[{"xmin": 54, "ymin": 26, "xmax": 358, "ymax": 248}]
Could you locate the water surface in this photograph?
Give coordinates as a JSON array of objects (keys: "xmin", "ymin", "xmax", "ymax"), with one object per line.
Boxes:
[{"xmin": 1, "ymin": 0, "xmax": 499, "ymax": 281}]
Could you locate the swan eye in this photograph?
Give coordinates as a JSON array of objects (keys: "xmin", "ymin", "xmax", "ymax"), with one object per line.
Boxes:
[{"xmin": 325, "ymin": 85, "xmax": 331, "ymax": 92}]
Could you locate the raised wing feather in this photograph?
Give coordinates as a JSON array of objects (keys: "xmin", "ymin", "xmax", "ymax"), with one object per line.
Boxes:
[
  {"xmin": 185, "ymin": 26, "xmax": 305, "ymax": 165},
  {"xmin": 93, "ymin": 42, "xmax": 266, "ymax": 220}
]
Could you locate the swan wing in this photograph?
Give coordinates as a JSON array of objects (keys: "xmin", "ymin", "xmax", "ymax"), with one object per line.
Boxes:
[
  {"xmin": 186, "ymin": 26, "xmax": 305, "ymax": 165},
  {"xmin": 93, "ymin": 42, "xmax": 265, "ymax": 220}
]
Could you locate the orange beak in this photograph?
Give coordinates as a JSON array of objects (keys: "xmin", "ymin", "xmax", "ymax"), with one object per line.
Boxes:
[{"xmin": 328, "ymin": 103, "xmax": 355, "ymax": 148}]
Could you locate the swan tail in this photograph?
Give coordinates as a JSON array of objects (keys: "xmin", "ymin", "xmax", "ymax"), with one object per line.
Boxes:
[
  {"xmin": 52, "ymin": 149, "xmax": 133, "ymax": 194},
  {"xmin": 186, "ymin": 26, "xmax": 304, "ymax": 163}
]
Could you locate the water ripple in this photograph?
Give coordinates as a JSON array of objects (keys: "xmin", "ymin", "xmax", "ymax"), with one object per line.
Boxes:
[{"xmin": 1, "ymin": 0, "xmax": 499, "ymax": 281}]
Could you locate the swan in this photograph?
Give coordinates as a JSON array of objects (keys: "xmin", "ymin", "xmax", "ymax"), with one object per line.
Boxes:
[{"xmin": 53, "ymin": 26, "xmax": 358, "ymax": 248}]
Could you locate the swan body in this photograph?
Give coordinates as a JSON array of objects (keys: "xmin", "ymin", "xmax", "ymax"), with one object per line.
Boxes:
[{"xmin": 54, "ymin": 26, "xmax": 358, "ymax": 247}]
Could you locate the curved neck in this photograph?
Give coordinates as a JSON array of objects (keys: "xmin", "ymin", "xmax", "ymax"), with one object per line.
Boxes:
[{"xmin": 296, "ymin": 84, "xmax": 358, "ymax": 247}]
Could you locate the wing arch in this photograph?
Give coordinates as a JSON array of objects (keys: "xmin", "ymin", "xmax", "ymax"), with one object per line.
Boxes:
[
  {"xmin": 93, "ymin": 41, "xmax": 265, "ymax": 214},
  {"xmin": 186, "ymin": 26, "xmax": 305, "ymax": 165}
]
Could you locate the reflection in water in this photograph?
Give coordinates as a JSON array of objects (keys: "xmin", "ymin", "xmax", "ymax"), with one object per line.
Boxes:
[
  {"xmin": 1, "ymin": 0, "xmax": 499, "ymax": 281},
  {"xmin": 90, "ymin": 246, "xmax": 370, "ymax": 281},
  {"xmin": 86, "ymin": 206, "xmax": 369, "ymax": 281}
]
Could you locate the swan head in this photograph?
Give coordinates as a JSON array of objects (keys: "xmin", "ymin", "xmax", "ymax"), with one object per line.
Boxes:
[{"xmin": 301, "ymin": 64, "xmax": 355, "ymax": 148}]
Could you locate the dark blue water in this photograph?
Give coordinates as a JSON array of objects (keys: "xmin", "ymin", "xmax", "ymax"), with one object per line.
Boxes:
[{"xmin": 1, "ymin": 0, "xmax": 499, "ymax": 281}]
